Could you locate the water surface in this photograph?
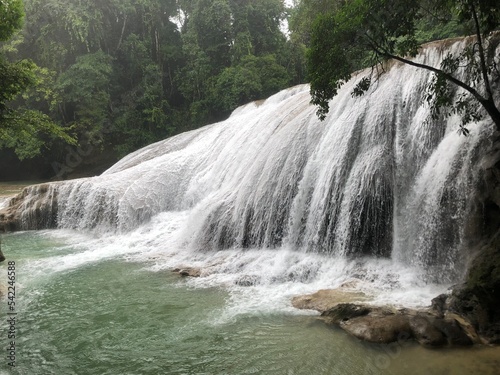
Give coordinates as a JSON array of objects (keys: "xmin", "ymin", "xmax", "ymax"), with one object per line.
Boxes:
[{"xmin": 1, "ymin": 231, "xmax": 499, "ymax": 375}]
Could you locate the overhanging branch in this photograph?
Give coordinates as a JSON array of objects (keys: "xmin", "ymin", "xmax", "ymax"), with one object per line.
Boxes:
[{"xmin": 363, "ymin": 33, "xmax": 489, "ymax": 105}]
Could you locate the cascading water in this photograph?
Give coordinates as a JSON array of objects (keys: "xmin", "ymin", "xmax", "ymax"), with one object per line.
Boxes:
[{"xmin": 13, "ymin": 38, "xmax": 495, "ymax": 302}]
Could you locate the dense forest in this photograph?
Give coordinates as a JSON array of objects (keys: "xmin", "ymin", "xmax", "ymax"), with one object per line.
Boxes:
[
  {"xmin": 0, "ymin": 0, "xmax": 495, "ymax": 180},
  {"xmin": 0, "ymin": 0, "xmax": 307, "ymax": 179}
]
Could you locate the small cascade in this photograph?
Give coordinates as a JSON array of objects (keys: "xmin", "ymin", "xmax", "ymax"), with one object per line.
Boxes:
[{"xmin": 18, "ymin": 183, "xmax": 60, "ymax": 229}]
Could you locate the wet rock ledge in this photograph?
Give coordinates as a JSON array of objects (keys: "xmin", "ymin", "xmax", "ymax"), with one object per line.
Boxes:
[
  {"xmin": 0, "ymin": 183, "xmax": 59, "ymax": 232},
  {"xmin": 292, "ymin": 288, "xmax": 478, "ymax": 347}
]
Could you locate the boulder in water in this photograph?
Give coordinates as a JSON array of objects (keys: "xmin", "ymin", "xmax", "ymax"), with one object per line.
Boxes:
[
  {"xmin": 341, "ymin": 313, "xmax": 411, "ymax": 344},
  {"xmin": 173, "ymin": 267, "xmax": 202, "ymax": 277},
  {"xmin": 409, "ymin": 313, "xmax": 449, "ymax": 346},
  {"xmin": 315, "ymin": 302, "xmax": 476, "ymax": 346}
]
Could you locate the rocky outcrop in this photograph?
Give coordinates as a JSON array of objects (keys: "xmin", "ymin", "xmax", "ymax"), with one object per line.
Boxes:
[
  {"xmin": 436, "ymin": 232, "xmax": 500, "ymax": 344},
  {"xmin": 340, "ymin": 310, "xmax": 412, "ymax": 344},
  {"xmin": 448, "ymin": 134, "xmax": 500, "ymax": 344},
  {"xmin": 292, "ymin": 297, "xmax": 476, "ymax": 346},
  {"xmin": 409, "ymin": 313, "xmax": 448, "ymax": 346},
  {"xmin": 0, "ymin": 183, "xmax": 59, "ymax": 232},
  {"xmin": 320, "ymin": 303, "xmax": 372, "ymax": 324}
]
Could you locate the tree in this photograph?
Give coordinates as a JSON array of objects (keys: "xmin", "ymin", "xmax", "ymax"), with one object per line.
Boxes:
[
  {"xmin": 212, "ymin": 54, "xmax": 290, "ymax": 113},
  {"xmin": 56, "ymin": 51, "xmax": 113, "ymax": 145},
  {"xmin": 177, "ymin": 0, "xmax": 300, "ymax": 125},
  {"xmin": 0, "ymin": 0, "xmax": 24, "ymax": 41},
  {"xmin": 0, "ymin": 0, "xmax": 74, "ymax": 159},
  {"xmin": 306, "ymin": 0, "xmax": 500, "ymax": 133},
  {"xmin": 288, "ymin": 0, "xmax": 344, "ymax": 46}
]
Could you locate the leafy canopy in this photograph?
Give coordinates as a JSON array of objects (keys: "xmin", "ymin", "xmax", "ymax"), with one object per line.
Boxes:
[
  {"xmin": 1, "ymin": 0, "xmax": 306, "ymax": 166},
  {"xmin": 307, "ymin": 0, "xmax": 500, "ymax": 132},
  {"xmin": 0, "ymin": 0, "xmax": 24, "ymax": 41},
  {"xmin": 0, "ymin": 0, "xmax": 75, "ymax": 159}
]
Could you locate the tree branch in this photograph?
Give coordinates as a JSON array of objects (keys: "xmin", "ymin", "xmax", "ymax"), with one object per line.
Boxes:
[
  {"xmin": 378, "ymin": 48, "xmax": 500, "ymax": 131},
  {"xmin": 470, "ymin": 2, "xmax": 494, "ymax": 100},
  {"xmin": 362, "ymin": 31, "xmax": 500, "ymax": 130},
  {"xmin": 363, "ymin": 31, "xmax": 488, "ymax": 105}
]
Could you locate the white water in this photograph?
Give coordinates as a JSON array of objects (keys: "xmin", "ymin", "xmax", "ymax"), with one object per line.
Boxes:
[
  {"xmin": 0, "ymin": 197, "xmax": 10, "ymax": 210},
  {"xmin": 15, "ymin": 39, "xmax": 496, "ymax": 310}
]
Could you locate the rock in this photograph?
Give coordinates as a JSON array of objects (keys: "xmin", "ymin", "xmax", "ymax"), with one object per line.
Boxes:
[
  {"xmin": 0, "ymin": 183, "xmax": 59, "ymax": 232},
  {"xmin": 320, "ymin": 303, "xmax": 372, "ymax": 324},
  {"xmin": 447, "ymin": 231, "xmax": 500, "ymax": 344},
  {"xmin": 292, "ymin": 288, "xmax": 369, "ymax": 313},
  {"xmin": 409, "ymin": 314, "xmax": 447, "ymax": 346},
  {"xmin": 173, "ymin": 267, "xmax": 202, "ymax": 277},
  {"xmin": 235, "ymin": 275, "xmax": 260, "ymax": 286},
  {"xmin": 409, "ymin": 312, "xmax": 474, "ymax": 346},
  {"xmin": 340, "ymin": 313, "xmax": 411, "ymax": 344},
  {"xmin": 445, "ymin": 312, "xmax": 481, "ymax": 344},
  {"xmin": 432, "ymin": 317, "xmax": 473, "ymax": 346},
  {"xmin": 447, "ymin": 136, "xmax": 500, "ymax": 344},
  {"xmin": 430, "ymin": 293, "xmax": 448, "ymax": 317},
  {"xmin": 316, "ymin": 301, "xmax": 476, "ymax": 346},
  {"xmin": 0, "ymin": 249, "xmax": 5, "ymax": 262}
]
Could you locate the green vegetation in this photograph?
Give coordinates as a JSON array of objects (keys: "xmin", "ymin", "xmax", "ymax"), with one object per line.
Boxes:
[
  {"xmin": 1, "ymin": 0, "xmax": 498, "ymax": 175},
  {"xmin": 304, "ymin": 0, "xmax": 500, "ymax": 133},
  {"xmin": 0, "ymin": 0, "xmax": 306, "ymax": 168},
  {"xmin": 0, "ymin": 0, "xmax": 74, "ymax": 160}
]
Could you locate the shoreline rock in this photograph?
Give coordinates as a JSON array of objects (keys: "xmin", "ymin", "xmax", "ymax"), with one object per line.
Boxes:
[
  {"xmin": 0, "ymin": 183, "xmax": 59, "ymax": 232},
  {"xmin": 293, "ymin": 289, "xmax": 478, "ymax": 347}
]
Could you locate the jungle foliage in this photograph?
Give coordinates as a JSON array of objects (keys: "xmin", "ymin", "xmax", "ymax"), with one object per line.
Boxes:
[
  {"xmin": 0, "ymin": 0, "xmax": 74, "ymax": 160},
  {"xmin": 303, "ymin": 0, "xmax": 500, "ymax": 133},
  {"xmin": 2, "ymin": 0, "xmax": 498, "ymax": 171},
  {"xmin": 0, "ymin": 0, "xmax": 306, "ymax": 162}
]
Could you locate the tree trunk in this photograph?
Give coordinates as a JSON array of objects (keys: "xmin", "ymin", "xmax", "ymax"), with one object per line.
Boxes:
[{"xmin": 480, "ymin": 98, "xmax": 500, "ymax": 132}]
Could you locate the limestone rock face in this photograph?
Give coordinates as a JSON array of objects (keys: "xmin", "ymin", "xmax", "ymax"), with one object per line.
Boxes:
[
  {"xmin": 448, "ymin": 237, "xmax": 500, "ymax": 344},
  {"xmin": 451, "ymin": 136, "xmax": 500, "ymax": 344},
  {"xmin": 0, "ymin": 183, "xmax": 59, "ymax": 232}
]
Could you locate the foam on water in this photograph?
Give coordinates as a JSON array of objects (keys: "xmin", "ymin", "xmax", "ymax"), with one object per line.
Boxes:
[{"xmin": 21, "ymin": 211, "xmax": 451, "ymax": 323}]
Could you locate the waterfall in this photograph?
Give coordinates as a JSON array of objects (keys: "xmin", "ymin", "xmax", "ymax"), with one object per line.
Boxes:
[{"xmin": 13, "ymin": 38, "xmax": 495, "ymax": 285}]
